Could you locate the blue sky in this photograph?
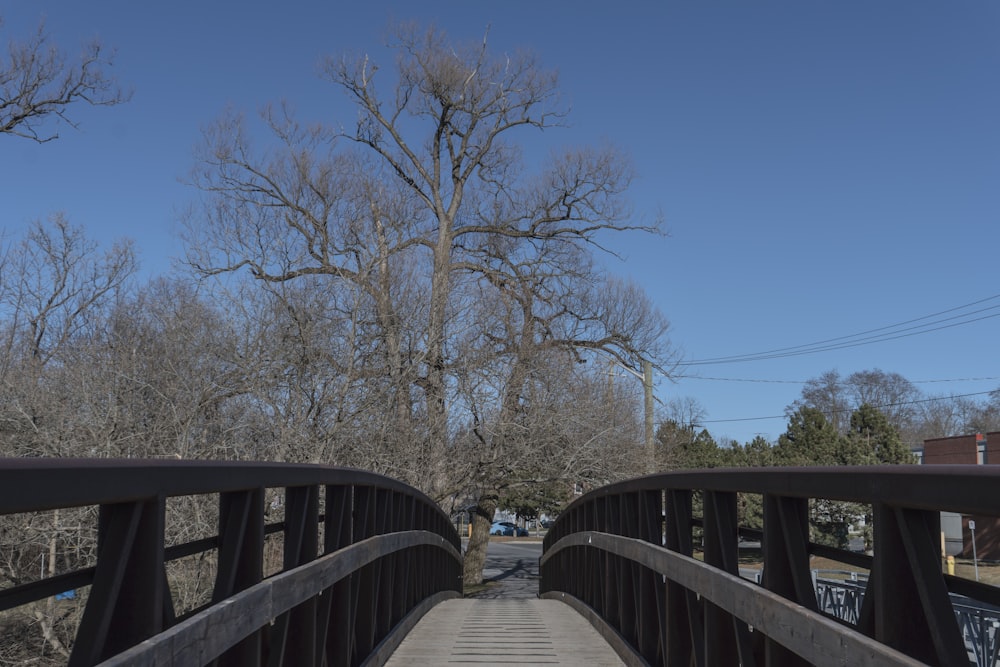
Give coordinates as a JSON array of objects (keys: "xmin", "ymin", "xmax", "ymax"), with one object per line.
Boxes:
[{"xmin": 2, "ymin": 1, "xmax": 998, "ymax": 445}]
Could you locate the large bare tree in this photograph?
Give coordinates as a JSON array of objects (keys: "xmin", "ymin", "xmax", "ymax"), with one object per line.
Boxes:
[{"xmin": 185, "ymin": 23, "xmax": 674, "ymax": 582}]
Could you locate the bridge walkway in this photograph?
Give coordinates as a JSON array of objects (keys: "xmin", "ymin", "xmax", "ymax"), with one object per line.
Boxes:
[
  {"xmin": 385, "ymin": 539, "xmax": 623, "ymax": 665},
  {"xmin": 383, "ymin": 598, "xmax": 624, "ymax": 666}
]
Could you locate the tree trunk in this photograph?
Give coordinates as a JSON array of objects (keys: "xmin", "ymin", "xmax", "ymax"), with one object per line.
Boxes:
[{"xmin": 463, "ymin": 495, "xmax": 497, "ymax": 585}]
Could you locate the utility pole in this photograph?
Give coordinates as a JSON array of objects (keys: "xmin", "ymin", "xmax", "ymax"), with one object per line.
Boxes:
[
  {"xmin": 599, "ymin": 352, "xmax": 658, "ymax": 475},
  {"xmin": 643, "ymin": 359, "xmax": 655, "ymax": 474}
]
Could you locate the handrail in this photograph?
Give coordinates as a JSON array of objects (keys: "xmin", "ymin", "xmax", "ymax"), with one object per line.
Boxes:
[
  {"xmin": 0, "ymin": 458, "xmax": 435, "ymax": 513},
  {"xmin": 541, "ymin": 465, "xmax": 1000, "ymax": 666},
  {"xmin": 553, "ymin": 464, "xmax": 1000, "ymax": 515},
  {"xmin": 0, "ymin": 459, "xmax": 463, "ymax": 666},
  {"xmin": 99, "ymin": 531, "xmax": 460, "ymax": 666}
]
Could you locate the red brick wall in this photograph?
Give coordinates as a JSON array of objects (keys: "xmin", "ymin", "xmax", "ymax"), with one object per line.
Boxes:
[
  {"xmin": 961, "ymin": 516, "xmax": 1000, "ymax": 560},
  {"xmin": 928, "ymin": 434, "xmax": 1000, "ymax": 558},
  {"xmin": 922, "ymin": 434, "xmax": 979, "ymax": 464},
  {"xmin": 985, "ymin": 432, "xmax": 1000, "ymax": 465}
]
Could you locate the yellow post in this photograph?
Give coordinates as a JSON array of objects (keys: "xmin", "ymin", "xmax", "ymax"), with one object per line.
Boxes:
[{"xmin": 946, "ymin": 555, "xmax": 955, "ymax": 576}]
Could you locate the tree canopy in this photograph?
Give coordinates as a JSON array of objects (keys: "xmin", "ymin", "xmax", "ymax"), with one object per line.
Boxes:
[{"xmin": 184, "ymin": 24, "xmax": 673, "ymax": 584}]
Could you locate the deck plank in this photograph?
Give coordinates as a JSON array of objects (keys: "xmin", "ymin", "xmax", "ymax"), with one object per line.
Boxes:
[{"xmin": 384, "ymin": 599, "xmax": 624, "ymax": 666}]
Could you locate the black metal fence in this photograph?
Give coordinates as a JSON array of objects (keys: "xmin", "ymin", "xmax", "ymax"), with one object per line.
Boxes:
[
  {"xmin": 814, "ymin": 571, "xmax": 1000, "ymax": 667},
  {"xmin": 0, "ymin": 459, "xmax": 462, "ymax": 666},
  {"xmin": 540, "ymin": 465, "xmax": 1000, "ymax": 667}
]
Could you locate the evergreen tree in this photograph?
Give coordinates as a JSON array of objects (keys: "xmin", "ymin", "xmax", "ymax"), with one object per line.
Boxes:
[
  {"xmin": 774, "ymin": 406, "xmax": 842, "ymax": 465},
  {"xmin": 774, "ymin": 407, "xmax": 858, "ymax": 547},
  {"xmin": 848, "ymin": 403, "xmax": 916, "ymax": 464},
  {"xmin": 726, "ymin": 436, "xmax": 772, "ymax": 531},
  {"xmin": 677, "ymin": 428, "xmax": 724, "ymax": 469}
]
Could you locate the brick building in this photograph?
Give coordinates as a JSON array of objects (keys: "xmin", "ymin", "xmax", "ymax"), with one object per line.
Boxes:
[{"xmin": 917, "ymin": 432, "xmax": 1000, "ymax": 559}]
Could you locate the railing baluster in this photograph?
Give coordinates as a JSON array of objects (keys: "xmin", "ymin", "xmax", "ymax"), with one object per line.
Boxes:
[
  {"xmin": 216, "ymin": 488, "xmax": 265, "ymax": 667},
  {"xmin": 322, "ymin": 484, "xmax": 354, "ymax": 667},
  {"xmin": 273, "ymin": 484, "xmax": 319, "ymax": 666},
  {"xmin": 703, "ymin": 490, "xmax": 756, "ymax": 667},
  {"xmin": 353, "ymin": 485, "xmax": 377, "ymax": 659},
  {"xmin": 665, "ymin": 488, "xmax": 700, "ymax": 666},
  {"xmin": 69, "ymin": 497, "xmax": 166, "ymax": 666},
  {"xmin": 867, "ymin": 503, "xmax": 968, "ymax": 665},
  {"xmin": 639, "ymin": 489, "xmax": 666, "ymax": 665},
  {"xmin": 374, "ymin": 488, "xmax": 395, "ymax": 640},
  {"xmin": 762, "ymin": 494, "xmax": 814, "ymax": 667}
]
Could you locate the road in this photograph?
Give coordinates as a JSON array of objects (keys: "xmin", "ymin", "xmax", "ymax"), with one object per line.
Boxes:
[{"xmin": 466, "ymin": 539, "xmax": 544, "ymax": 599}]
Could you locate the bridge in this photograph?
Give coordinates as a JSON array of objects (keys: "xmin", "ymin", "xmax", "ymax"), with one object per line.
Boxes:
[{"xmin": 1, "ymin": 459, "xmax": 998, "ymax": 666}]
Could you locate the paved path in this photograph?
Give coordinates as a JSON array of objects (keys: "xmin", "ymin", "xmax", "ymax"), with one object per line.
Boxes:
[
  {"xmin": 383, "ymin": 599, "xmax": 624, "ymax": 666},
  {"xmin": 384, "ymin": 540, "xmax": 624, "ymax": 665},
  {"xmin": 466, "ymin": 539, "xmax": 543, "ymax": 599}
]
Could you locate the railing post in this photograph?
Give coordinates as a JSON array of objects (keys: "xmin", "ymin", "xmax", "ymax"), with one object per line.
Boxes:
[
  {"xmin": 390, "ymin": 491, "xmax": 410, "ymax": 624},
  {"xmin": 353, "ymin": 485, "xmax": 378, "ymax": 659},
  {"xmin": 665, "ymin": 488, "xmax": 701, "ymax": 666},
  {"xmin": 703, "ymin": 490, "xmax": 755, "ymax": 667},
  {"xmin": 639, "ymin": 489, "xmax": 666, "ymax": 665},
  {"xmin": 266, "ymin": 484, "xmax": 319, "ymax": 666},
  {"xmin": 762, "ymin": 494, "xmax": 814, "ymax": 667},
  {"xmin": 69, "ymin": 497, "xmax": 167, "ymax": 666},
  {"xmin": 216, "ymin": 488, "xmax": 265, "ymax": 667},
  {"xmin": 590, "ymin": 496, "xmax": 607, "ymax": 623},
  {"xmin": 865, "ymin": 503, "xmax": 967, "ymax": 665},
  {"xmin": 322, "ymin": 484, "xmax": 354, "ymax": 667},
  {"xmin": 583, "ymin": 496, "xmax": 601, "ymax": 619},
  {"xmin": 374, "ymin": 488, "xmax": 395, "ymax": 640},
  {"xmin": 618, "ymin": 493, "xmax": 638, "ymax": 646}
]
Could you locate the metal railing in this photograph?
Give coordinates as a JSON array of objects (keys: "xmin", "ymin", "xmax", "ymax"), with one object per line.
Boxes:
[
  {"xmin": 540, "ymin": 465, "xmax": 1000, "ymax": 667},
  {"xmin": 0, "ymin": 459, "xmax": 462, "ymax": 666},
  {"xmin": 814, "ymin": 572, "xmax": 1000, "ymax": 667}
]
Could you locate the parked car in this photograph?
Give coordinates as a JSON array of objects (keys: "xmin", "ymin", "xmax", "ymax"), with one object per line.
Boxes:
[{"xmin": 490, "ymin": 521, "xmax": 528, "ymax": 537}]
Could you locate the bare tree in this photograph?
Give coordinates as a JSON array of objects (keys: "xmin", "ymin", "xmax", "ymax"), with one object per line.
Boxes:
[
  {"xmin": 909, "ymin": 393, "xmax": 999, "ymax": 443},
  {"xmin": 442, "ymin": 229, "xmax": 669, "ymax": 582},
  {"xmin": 1, "ymin": 17, "xmax": 129, "ymax": 142},
  {"xmin": 0, "ymin": 220, "xmax": 137, "ymax": 663},
  {"xmin": 185, "ymin": 23, "xmax": 674, "ymax": 582},
  {"xmin": 0, "ymin": 216, "xmax": 137, "ymax": 451},
  {"xmin": 844, "ymin": 369, "xmax": 920, "ymax": 435},
  {"xmin": 662, "ymin": 396, "xmax": 707, "ymax": 431},
  {"xmin": 0, "ymin": 215, "xmax": 136, "ymax": 366},
  {"xmin": 788, "ymin": 370, "xmax": 852, "ymax": 434}
]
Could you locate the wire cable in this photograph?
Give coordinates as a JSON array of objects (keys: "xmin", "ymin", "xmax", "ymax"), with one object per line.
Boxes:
[
  {"xmin": 675, "ymin": 375, "xmax": 1000, "ymax": 385},
  {"xmin": 700, "ymin": 390, "xmax": 997, "ymax": 425},
  {"xmin": 679, "ymin": 294, "xmax": 1000, "ymax": 366}
]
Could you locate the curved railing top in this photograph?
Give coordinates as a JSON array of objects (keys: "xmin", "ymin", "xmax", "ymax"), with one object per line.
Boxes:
[
  {"xmin": 542, "ymin": 464, "xmax": 1000, "ymax": 667},
  {"xmin": 0, "ymin": 458, "xmax": 447, "ymax": 521},
  {"xmin": 0, "ymin": 458, "xmax": 462, "ymax": 666},
  {"xmin": 564, "ymin": 464, "xmax": 1000, "ymax": 515}
]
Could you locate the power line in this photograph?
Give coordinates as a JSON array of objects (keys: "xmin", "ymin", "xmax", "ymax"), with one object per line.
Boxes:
[
  {"xmin": 676, "ymin": 376, "xmax": 806, "ymax": 384},
  {"xmin": 700, "ymin": 390, "xmax": 997, "ymax": 425},
  {"xmin": 676, "ymin": 375, "xmax": 1000, "ymax": 385},
  {"xmin": 679, "ymin": 294, "xmax": 1000, "ymax": 366},
  {"xmin": 683, "ymin": 309, "xmax": 1000, "ymax": 365},
  {"xmin": 913, "ymin": 376, "xmax": 1000, "ymax": 384}
]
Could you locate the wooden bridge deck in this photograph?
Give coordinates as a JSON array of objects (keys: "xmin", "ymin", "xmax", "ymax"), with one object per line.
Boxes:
[{"xmin": 384, "ymin": 599, "xmax": 624, "ymax": 666}]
